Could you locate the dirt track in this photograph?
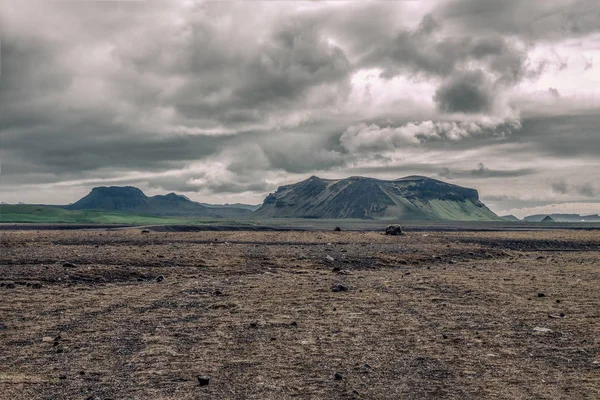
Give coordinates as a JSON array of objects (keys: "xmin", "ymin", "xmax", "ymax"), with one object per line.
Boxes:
[{"xmin": 1, "ymin": 229, "xmax": 599, "ymax": 399}]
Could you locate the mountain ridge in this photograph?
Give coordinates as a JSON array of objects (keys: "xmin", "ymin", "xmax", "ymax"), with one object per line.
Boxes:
[
  {"xmin": 254, "ymin": 175, "xmax": 500, "ymax": 221},
  {"xmin": 67, "ymin": 186, "xmax": 252, "ymax": 218}
]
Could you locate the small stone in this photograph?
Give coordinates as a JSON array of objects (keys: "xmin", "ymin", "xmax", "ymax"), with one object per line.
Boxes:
[
  {"xmin": 537, "ymin": 292, "xmax": 546, "ymax": 298},
  {"xmin": 334, "ymin": 372, "xmax": 343, "ymax": 381},
  {"xmin": 290, "ymin": 321, "xmax": 297, "ymax": 327},
  {"xmin": 141, "ymin": 229, "xmax": 150, "ymax": 234},
  {"xmin": 332, "ymin": 267, "xmax": 341, "ymax": 272},
  {"xmin": 533, "ymin": 327, "xmax": 552, "ymax": 334},
  {"xmin": 331, "ymin": 284, "xmax": 348, "ymax": 292},
  {"xmin": 213, "ymin": 289, "xmax": 224, "ymax": 296},
  {"xmin": 334, "ymin": 227, "xmax": 342, "ymax": 232},
  {"xmin": 62, "ymin": 262, "xmax": 78, "ymax": 268},
  {"xmin": 156, "ymin": 275, "xmax": 164, "ymax": 282},
  {"xmin": 31, "ymin": 283, "xmax": 43, "ymax": 289},
  {"xmin": 58, "ymin": 374, "xmax": 67, "ymax": 380},
  {"xmin": 5, "ymin": 283, "xmax": 15, "ymax": 289},
  {"xmin": 197, "ymin": 375, "xmax": 210, "ymax": 386},
  {"xmin": 42, "ymin": 336, "xmax": 54, "ymax": 342},
  {"xmin": 326, "ymin": 255, "xmax": 335, "ymax": 263}
]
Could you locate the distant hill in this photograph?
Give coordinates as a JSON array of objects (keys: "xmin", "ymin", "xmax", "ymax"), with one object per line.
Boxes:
[
  {"xmin": 540, "ymin": 215, "xmax": 555, "ymax": 223},
  {"xmin": 199, "ymin": 203, "xmax": 261, "ymax": 212},
  {"xmin": 254, "ymin": 175, "xmax": 500, "ymax": 221},
  {"xmin": 523, "ymin": 214, "xmax": 600, "ymax": 222},
  {"xmin": 67, "ymin": 186, "xmax": 252, "ymax": 218},
  {"xmin": 501, "ymin": 215, "xmax": 520, "ymax": 221}
]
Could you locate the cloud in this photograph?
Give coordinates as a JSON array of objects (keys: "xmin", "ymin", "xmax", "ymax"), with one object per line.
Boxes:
[
  {"xmin": 339, "ymin": 118, "xmax": 521, "ymax": 153},
  {"xmin": 576, "ymin": 183, "xmax": 596, "ymax": 197},
  {"xmin": 434, "ymin": 70, "xmax": 494, "ymax": 114},
  {"xmin": 438, "ymin": 163, "xmax": 536, "ymax": 180},
  {"xmin": 551, "ymin": 180, "xmax": 569, "ymax": 194}
]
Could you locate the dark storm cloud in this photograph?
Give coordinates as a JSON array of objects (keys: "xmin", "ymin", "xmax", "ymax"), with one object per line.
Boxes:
[
  {"xmin": 360, "ymin": 15, "xmax": 533, "ymax": 83},
  {"xmin": 434, "ymin": 70, "xmax": 494, "ymax": 114},
  {"xmin": 439, "ymin": 0, "xmax": 600, "ymax": 41}
]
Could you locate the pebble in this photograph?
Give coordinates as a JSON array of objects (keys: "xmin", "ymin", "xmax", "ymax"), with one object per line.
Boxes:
[
  {"xmin": 197, "ymin": 375, "xmax": 210, "ymax": 386},
  {"xmin": 156, "ymin": 275, "xmax": 164, "ymax": 282},
  {"xmin": 334, "ymin": 372, "xmax": 343, "ymax": 381},
  {"xmin": 532, "ymin": 327, "xmax": 552, "ymax": 334},
  {"xmin": 62, "ymin": 262, "xmax": 78, "ymax": 268}
]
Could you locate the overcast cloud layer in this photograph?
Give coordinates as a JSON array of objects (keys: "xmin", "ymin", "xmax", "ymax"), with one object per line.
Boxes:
[{"xmin": 1, "ymin": 0, "xmax": 599, "ymax": 217}]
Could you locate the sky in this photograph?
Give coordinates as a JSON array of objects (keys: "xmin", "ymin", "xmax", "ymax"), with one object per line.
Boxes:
[{"xmin": 1, "ymin": 0, "xmax": 599, "ymax": 218}]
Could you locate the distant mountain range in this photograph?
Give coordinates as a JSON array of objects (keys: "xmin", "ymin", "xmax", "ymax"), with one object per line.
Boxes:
[
  {"xmin": 9, "ymin": 176, "xmax": 597, "ymax": 223},
  {"xmin": 253, "ymin": 175, "xmax": 501, "ymax": 221},
  {"xmin": 67, "ymin": 186, "xmax": 253, "ymax": 218},
  {"xmin": 522, "ymin": 214, "xmax": 600, "ymax": 222}
]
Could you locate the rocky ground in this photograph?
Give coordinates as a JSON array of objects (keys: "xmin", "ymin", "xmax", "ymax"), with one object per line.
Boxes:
[{"xmin": 0, "ymin": 228, "xmax": 599, "ymax": 399}]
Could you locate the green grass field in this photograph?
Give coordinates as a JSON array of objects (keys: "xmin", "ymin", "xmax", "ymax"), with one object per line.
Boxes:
[{"xmin": 0, "ymin": 205, "xmax": 189, "ymax": 224}]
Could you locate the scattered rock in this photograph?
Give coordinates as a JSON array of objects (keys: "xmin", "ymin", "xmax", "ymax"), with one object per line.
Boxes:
[
  {"xmin": 548, "ymin": 313, "xmax": 565, "ymax": 319},
  {"xmin": 331, "ymin": 284, "xmax": 349, "ymax": 292},
  {"xmin": 332, "ymin": 266, "xmax": 341, "ymax": 273},
  {"xmin": 5, "ymin": 283, "xmax": 15, "ymax": 289},
  {"xmin": 334, "ymin": 226, "xmax": 342, "ymax": 232},
  {"xmin": 290, "ymin": 321, "xmax": 297, "ymax": 327},
  {"xmin": 334, "ymin": 268, "xmax": 351, "ymax": 275},
  {"xmin": 156, "ymin": 275, "xmax": 164, "ymax": 282},
  {"xmin": 31, "ymin": 283, "xmax": 43, "ymax": 289},
  {"xmin": 42, "ymin": 336, "xmax": 54, "ymax": 342},
  {"xmin": 213, "ymin": 289, "xmax": 224, "ymax": 296},
  {"xmin": 141, "ymin": 229, "xmax": 150, "ymax": 234},
  {"xmin": 58, "ymin": 374, "xmax": 67, "ymax": 380},
  {"xmin": 385, "ymin": 225, "xmax": 404, "ymax": 236},
  {"xmin": 334, "ymin": 372, "xmax": 343, "ymax": 381},
  {"xmin": 197, "ymin": 375, "xmax": 210, "ymax": 386},
  {"xmin": 532, "ymin": 327, "xmax": 552, "ymax": 334},
  {"xmin": 325, "ymin": 255, "xmax": 335, "ymax": 263},
  {"xmin": 62, "ymin": 262, "xmax": 78, "ymax": 268},
  {"xmin": 537, "ymin": 292, "xmax": 546, "ymax": 298}
]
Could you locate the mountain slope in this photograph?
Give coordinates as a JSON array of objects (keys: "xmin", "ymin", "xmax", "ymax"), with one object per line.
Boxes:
[
  {"xmin": 254, "ymin": 176, "xmax": 500, "ymax": 221},
  {"xmin": 501, "ymin": 215, "xmax": 520, "ymax": 221},
  {"xmin": 67, "ymin": 186, "xmax": 252, "ymax": 218}
]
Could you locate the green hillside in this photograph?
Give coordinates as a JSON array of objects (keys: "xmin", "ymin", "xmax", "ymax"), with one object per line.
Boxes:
[{"xmin": 0, "ymin": 205, "xmax": 186, "ymax": 224}]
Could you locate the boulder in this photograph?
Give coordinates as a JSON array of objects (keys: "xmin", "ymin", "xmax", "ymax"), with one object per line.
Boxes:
[{"xmin": 385, "ymin": 225, "xmax": 404, "ymax": 236}]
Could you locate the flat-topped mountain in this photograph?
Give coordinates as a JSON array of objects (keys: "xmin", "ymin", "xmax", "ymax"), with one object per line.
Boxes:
[
  {"xmin": 67, "ymin": 186, "xmax": 252, "ymax": 218},
  {"xmin": 254, "ymin": 175, "xmax": 500, "ymax": 221}
]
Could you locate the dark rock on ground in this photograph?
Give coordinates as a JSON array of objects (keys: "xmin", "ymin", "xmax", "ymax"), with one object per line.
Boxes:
[
  {"xmin": 537, "ymin": 292, "xmax": 546, "ymax": 297},
  {"xmin": 385, "ymin": 225, "xmax": 404, "ymax": 236},
  {"xmin": 62, "ymin": 262, "xmax": 78, "ymax": 268},
  {"xmin": 334, "ymin": 372, "xmax": 343, "ymax": 381},
  {"xmin": 332, "ymin": 284, "xmax": 349, "ymax": 292},
  {"xmin": 141, "ymin": 229, "xmax": 150, "ymax": 234},
  {"xmin": 334, "ymin": 227, "xmax": 342, "ymax": 232},
  {"xmin": 197, "ymin": 375, "xmax": 210, "ymax": 386},
  {"xmin": 156, "ymin": 275, "xmax": 165, "ymax": 282},
  {"xmin": 5, "ymin": 283, "xmax": 16, "ymax": 289}
]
